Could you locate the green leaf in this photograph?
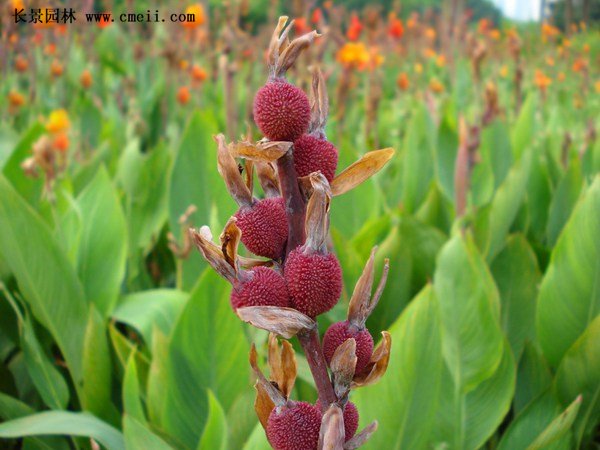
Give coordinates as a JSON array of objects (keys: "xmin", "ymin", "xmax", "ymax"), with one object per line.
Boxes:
[
  {"xmin": 511, "ymin": 94, "xmax": 537, "ymax": 160},
  {"xmin": 481, "ymin": 120, "xmax": 513, "ymax": 189},
  {"xmin": 75, "ymin": 167, "xmax": 127, "ymax": 316},
  {"xmin": 123, "ymin": 355, "xmax": 147, "ymax": 424},
  {"xmin": 113, "ymin": 289, "xmax": 188, "ymax": 347},
  {"xmin": 554, "ymin": 315, "xmax": 600, "ymax": 447},
  {"xmin": 160, "ymin": 270, "xmax": 249, "ymax": 448},
  {"xmin": 546, "ymin": 157, "xmax": 583, "ymax": 247},
  {"xmin": 497, "ymin": 391, "xmax": 575, "ymax": 450},
  {"xmin": 527, "ymin": 396, "xmax": 581, "ymax": 450},
  {"xmin": 146, "ymin": 327, "xmax": 170, "ymax": 427},
  {"xmin": 0, "ymin": 175, "xmax": 87, "ymax": 385},
  {"xmin": 197, "ymin": 390, "xmax": 228, "ymax": 450},
  {"xmin": 491, "ymin": 235, "xmax": 541, "ymax": 359},
  {"xmin": 433, "ymin": 234, "xmax": 504, "ymax": 392},
  {"xmin": 514, "ymin": 343, "xmax": 553, "ymax": 414},
  {"xmin": 0, "ymin": 411, "xmax": 125, "ymax": 450},
  {"xmin": 22, "ymin": 315, "xmax": 69, "ymax": 409},
  {"xmin": 242, "ymin": 424, "xmax": 271, "ymax": 450},
  {"xmin": 355, "ymin": 285, "xmax": 442, "ymax": 450},
  {"xmin": 474, "ymin": 149, "xmax": 532, "ymax": 262},
  {"xmin": 124, "ymin": 416, "xmax": 173, "ymax": 450},
  {"xmin": 537, "ymin": 176, "xmax": 600, "ymax": 366},
  {"xmin": 434, "ymin": 342, "xmax": 516, "ymax": 450},
  {"xmin": 435, "ymin": 114, "xmax": 458, "ymax": 203}
]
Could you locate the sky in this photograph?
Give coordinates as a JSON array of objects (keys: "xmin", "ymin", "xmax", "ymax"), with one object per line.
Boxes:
[{"xmin": 492, "ymin": 0, "xmax": 542, "ymax": 21}]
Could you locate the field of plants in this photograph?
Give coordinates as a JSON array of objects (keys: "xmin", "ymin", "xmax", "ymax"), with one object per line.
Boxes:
[{"xmin": 0, "ymin": 1, "xmax": 599, "ymax": 449}]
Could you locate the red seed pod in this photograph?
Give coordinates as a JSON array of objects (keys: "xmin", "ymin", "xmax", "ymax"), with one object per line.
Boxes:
[
  {"xmin": 293, "ymin": 134, "xmax": 338, "ymax": 181},
  {"xmin": 235, "ymin": 197, "xmax": 288, "ymax": 260},
  {"xmin": 284, "ymin": 248, "xmax": 342, "ymax": 318},
  {"xmin": 253, "ymin": 80, "xmax": 311, "ymax": 142},
  {"xmin": 267, "ymin": 401, "xmax": 322, "ymax": 450},
  {"xmin": 230, "ymin": 266, "xmax": 289, "ymax": 310},
  {"xmin": 322, "ymin": 321, "xmax": 374, "ymax": 375},
  {"xmin": 316, "ymin": 400, "xmax": 359, "ymax": 441}
]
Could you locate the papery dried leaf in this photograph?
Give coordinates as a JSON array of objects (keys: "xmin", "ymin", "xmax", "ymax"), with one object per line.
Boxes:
[
  {"xmin": 215, "ymin": 134, "xmax": 253, "ymax": 207},
  {"xmin": 304, "ymin": 172, "xmax": 332, "ymax": 253},
  {"xmin": 229, "ymin": 140, "xmax": 292, "ymax": 162},
  {"xmin": 244, "ymin": 160, "xmax": 254, "ymax": 196},
  {"xmin": 238, "ymin": 256, "xmax": 276, "ymax": 269},
  {"xmin": 343, "ymin": 421, "xmax": 378, "ymax": 449},
  {"xmin": 268, "ymin": 16, "xmax": 291, "ymax": 68},
  {"xmin": 277, "ymin": 30, "xmax": 321, "ymax": 77},
  {"xmin": 268, "ymin": 334, "xmax": 297, "ymax": 398},
  {"xmin": 249, "ymin": 344, "xmax": 286, "ymax": 407},
  {"xmin": 237, "ymin": 306, "xmax": 315, "ymax": 339},
  {"xmin": 309, "ymin": 66, "xmax": 329, "ymax": 134},
  {"xmin": 330, "ymin": 338, "xmax": 357, "ymax": 399},
  {"xmin": 331, "ymin": 148, "xmax": 394, "ymax": 197},
  {"xmin": 348, "ymin": 250, "xmax": 389, "ymax": 328},
  {"xmin": 254, "ymin": 381, "xmax": 275, "ymax": 431},
  {"xmin": 256, "ymin": 162, "xmax": 281, "ymax": 197},
  {"xmin": 219, "ymin": 217, "xmax": 242, "ymax": 269},
  {"xmin": 189, "ymin": 227, "xmax": 237, "ymax": 283},
  {"xmin": 351, "ymin": 332, "xmax": 391, "ymax": 388},
  {"xmin": 318, "ymin": 404, "xmax": 345, "ymax": 450}
]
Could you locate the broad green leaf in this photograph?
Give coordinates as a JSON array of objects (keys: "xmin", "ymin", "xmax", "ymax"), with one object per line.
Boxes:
[
  {"xmin": 146, "ymin": 327, "xmax": 170, "ymax": 427},
  {"xmin": 415, "ymin": 182, "xmax": 454, "ymax": 234},
  {"xmin": 0, "ymin": 393, "xmax": 69, "ymax": 450},
  {"xmin": 242, "ymin": 424, "xmax": 271, "ymax": 450},
  {"xmin": 436, "ymin": 114, "xmax": 458, "ymax": 203},
  {"xmin": 113, "ymin": 289, "xmax": 188, "ymax": 346},
  {"xmin": 123, "ymin": 354, "xmax": 146, "ymax": 424},
  {"xmin": 0, "ymin": 175, "xmax": 87, "ymax": 385},
  {"xmin": 527, "ymin": 396, "xmax": 581, "ymax": 450},
  {"xmin": 0, "ymin": 411, "xmax": 125, "ymax": 450},
  {"xmin": 168, "ymin": 111, "xmax": 230, "ymax": 290},
  {"xmin": 491, "ymin": 235, "xmax": 541, "ymax": 359},
  {"xmin": 82, "ymin": 306, "xmax": 119, "ymax": 425},
  {"xmin": 497, "ymin": 391, "xmax": 575, "ymax": 450},
  {"xmin": 355, "ymin": 285, "xmax": 442, "ymax": 450},
  {"xmin": 537, "ymin": 176, "xmax": 600, "ymax": 366},
  {"xmin": 227, "ymin": 391, "xmax": 261, "ymax": 450},
  {"xmin": 22, "ymin": 315, "xmax": 69, "ymax": 410},
  {"xmin": 0, "ymin": 125, "xmax": 18, "ymax": 168},
  {"xmin": 481, "ymin": 120, "xmax": 513, "ymax": 189},
  {"xmin": 161, "ymin": 270, "xmax": 249, "ymax": 448},
  {"xmin": 511, "ymin": 94, "xmax": 536, "ymax": 160},
  {"xmin": 197, "ymin": 390, "xmax": 228, "ymax": 450},
  {"xmin": 514, "ymin": 343, "xmax": 553, "ymax": 414},
  {"xmin": 434, "ymin": 234, "xmax": 503, "ymax": 391},
  {"xmin": 75, "ymin": 167, "xmax": 127, "ymax": 316},
  {"xmin": 474, "ymin": 149, "xmax": 532, "ymax": 262},
  {"xmin": 525, "ymin": 153, "xmax": 552, "ymax": 244},
  {"xmin": 546, "ymin": 156, "xmax": 583, "ymax": 247},
  {"xmin": 124, "ymin": 416, "xmax": 173, "ymax": 450},
  {"xmin": 554, "ymin": 315, "xmax": 600, "ymax": 447},
  {"xmin": 434, "ymin": 342, "xmax": 516, "ymax": 450}
]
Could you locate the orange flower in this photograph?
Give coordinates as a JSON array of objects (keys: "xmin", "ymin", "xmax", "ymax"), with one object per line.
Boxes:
[
  {"xmin": 541, "ymin": 22, "xmax": 560, "ymax": 41},
  {"xmin": 583, "ymin": 44, "xmax": 590, "ymax": 53},
  {"xmin": 179, "ymin": 59, "xmax": 189, "ymax": 70},
  {"xmin": 44, "ymin": 43, "xmax": 56, "ymax": 56},
  {"xmin": 557, "ymin": 72, "xmax": 566, "ymax": 82},
  {"xmin": 50, "ymin": 60, "xmax": 63, "ymax": 77},
  {"xmin": 191, "ymin": 65, "xmax": 208, "ymax": 82},
  {"xmin": 499, "ymin": 65, "xmax": 509, "ymax": 78},
  {"xmin": 563, "ymin": 38, "xmax": 571, "ymax": 48},
  {"xmin": 425, "ymin": 27, "xmax": 436, "ymax": 40},
  {"xmin": 423, "ymin": 48, "xmax": 437, "ymax": 59},
  {"xmin": 15, "ymin": 55, "xmax": 28, "ymax": 72},
  {"xmin": 534, "ymin": 70, "xmax": 552, "ymax": 93},
  {"xmin": 33, "ymin": 7, "xmax": 57, "ymax": 29},
  {"xmin": 546, "ymin": 56, "xmax": 555, "ymax": 67},
  {"xmin": 311, "ymin": 8, "xmax": 322, "ymax": 24},
  {"xmin": 488, "ymin": 29, "xmax": 501, "ymax": 41},
  {"xmin": 52, "ymin": 133, "xmax": 69, "ymax": 152},
  {"xmin": 80, "ymin": 69, "xmax": 93, "ymax": 88},
  {"xmin": 294, "ymin": 17, "xmax": 311, "ymax": 36},
  {"xmin": 595, "ymin": 80, "xmax": 600, "ymax": 94},
  {"xmin": 8, "ymin": 91, "xmax": 26, "ymax": 108},
  {"xmin": 436, "ymin": 54, "xmax": 446, "ymax": 68},
  {"xmin": 9, "ymin": 33, "xmax": 19, "ymax": 45},
  {"xmin": 478, "ymin": 18, "xmax": 491, "ymax": 34},
  {"xmin": 182, "ymin": 4, "xmax": 205, "ymax": 29},
  {"xmin": 46, "ymin": 109, "xmax": 70, "ymax": 133},
  {"xmin": 346, "ymin": 13, "xmax": 363, "ymax": 41},
  {"xmin": 337, "ymin": 42, "xmax": 369, "ymax": 69},
  {"xmin": 572, "ymin": 58, "xmax": 588, "ymax": 73},
  {"xmin": 388, "ymin": 13, "xmax": 404, "ymax": 39},
  {"xmin": 397, "ymin": 72, "xmax": 409, "ymax": 90},
  {"xmin": 414, "ymin": 62, "xmax": 423, "ymax": 74},
  {"xmin": 429, "ymin": 78, "xmax": 444, "ymax": 93},
  {"xmin": 407, "ymin": 13, "xmax": 419, "ymax": 30},
  {"xmin": 177, "ymin": 86, "xmax": 191, "ymax": 104},
  {"xmin": 97, "ymin": 13, "xmax": 112, "ymax": 29}
]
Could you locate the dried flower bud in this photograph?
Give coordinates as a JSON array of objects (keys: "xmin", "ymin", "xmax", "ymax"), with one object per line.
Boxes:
[
  {"xmin": 317, "ymin": 404, "xmax": 345, "ymax": 449},
  {"xmin": 330, "ymin": 148, "xmax": 394, "ymax": 197}
]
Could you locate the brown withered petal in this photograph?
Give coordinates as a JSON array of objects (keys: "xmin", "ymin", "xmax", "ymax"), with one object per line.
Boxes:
[
  {"xmin": 237, "ymin": 306, "xmax": 316, "ymax": 339},
  {"xmin": 330, "ymin": 338, "xmax": 357, "ymax": 400},
  {"xmin": 268, "ymin": 333, "xmax": 297, "ymax": 399},
  {"xmin": 219, "ymin": 217, "xmax": 242, "ymax": 269},
  {"xmin": 244, "ymin": 160, "xmax": 254, "ymax": 196},
  {"xmin": 351, "ymin": 331, "xmax": 392, "ymax": 388},
  {"xmin": 249, "ymin": 344, "xmax": 286, "ymax": 407},
  {"xmin": 254, "ymin": 381, "xmax": 275, "ymax": 431},
  {"xmin": 304, "ymin": 172, "xmax": 332, "ymax": 253},
  {"xmin": 318, "ymin": 404, "xmax": 345, "ymax": 450},
  {"xmin": 343, "ymin": 421, "xmax": 378, "ymax": 449},
  {"xmin": 348, "ymin": 249, "xmax": 390, "ymax": 329},
  {"xmin": 268, "ymin": 16, "xmax": 292, "ymax": 69},
  {"xmin": 189, "ymin": 227, "xmax": 237, "ymax": 284},
  {"xmin": 330, "ymin": 148, "xmax": 395, "ymax": 197},
  {"xmin": 256, "ymin": 162, "xmax": 281, "ymax": 198},
  {"xmin": 229, "ymin": 140, "xmax": 292, "ymax": 162},
  {"xmin": 278, "ymin": 30, "xmax": 321, "ymax": 77},
  {"xmin": 309, "ymin": 66, "xmax": 329, "ymax": 134},
  {"xmin": 215, "ymin": 134, "xmax": 253, "ymax": 207}
]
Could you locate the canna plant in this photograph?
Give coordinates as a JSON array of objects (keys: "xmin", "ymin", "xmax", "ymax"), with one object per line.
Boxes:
[{"xmin": 189, "ymin": 17, "xmax": 394, "ymax": 449}]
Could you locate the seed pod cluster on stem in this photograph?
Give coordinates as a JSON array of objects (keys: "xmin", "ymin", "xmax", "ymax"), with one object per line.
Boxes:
[{"xmin": 190, "ymin": 16, "xmax": 395, "ymax": 450}]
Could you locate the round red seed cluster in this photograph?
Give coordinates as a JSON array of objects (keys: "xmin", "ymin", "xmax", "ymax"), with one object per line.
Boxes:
[
  {"xmin": 267, "ymin": 402, "xmax": 322, "ymax": 450},
  {"xmin": 322, "ymin": 320, "xmax": 374, "ymax": 375},
  {"xmin": 292, "ymin": 134, "xmax": 339, "ymax": 182},
  {"xmin": 230, "ymin": 267, "xmax": 289, "ymax": 310}
]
